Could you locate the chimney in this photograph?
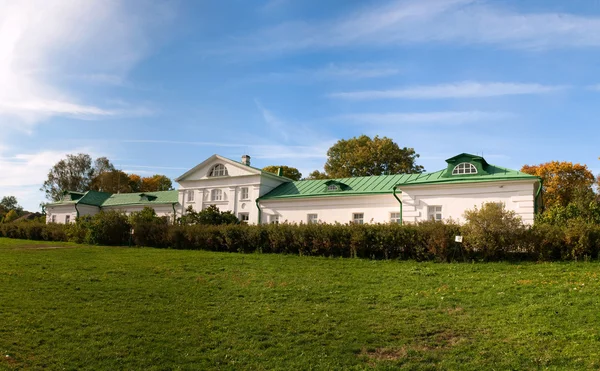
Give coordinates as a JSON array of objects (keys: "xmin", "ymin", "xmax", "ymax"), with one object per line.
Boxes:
[
  {"xmin": 277, "ymin": 167, "xmax": 283, "ymax": 176},
  {"xmin": 241, "ymin": 155, "xmax": 251, "ymax": 166}
]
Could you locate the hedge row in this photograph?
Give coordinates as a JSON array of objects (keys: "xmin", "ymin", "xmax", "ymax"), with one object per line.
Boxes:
[{"xmin": 2, "ymin": 217, "xmax": 600, "ymax": 261}]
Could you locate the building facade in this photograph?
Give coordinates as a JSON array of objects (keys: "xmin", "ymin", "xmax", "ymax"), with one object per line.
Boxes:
[{"xmin": 46, "ymin": 153, "xmax": 541, "ymax": 225}]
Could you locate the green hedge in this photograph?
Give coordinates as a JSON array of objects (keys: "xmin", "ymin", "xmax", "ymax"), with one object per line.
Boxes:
[{"xmin": 2, "ymin": 215, "xmax": 600, "ymax": 261}]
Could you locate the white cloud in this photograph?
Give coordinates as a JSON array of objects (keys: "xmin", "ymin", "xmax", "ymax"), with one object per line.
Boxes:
[
  {"xmin": 0, "ymin": 147, "xmax": 99, "ymax": 211},
  {"xmin": 339, "ymin": 111, "xmax": 511, "ymax": 124},
  {"xmin": 224, "ymin": 0, "xmax": 600, "ymax": 54},
  {"xmin": 330, "ymin": 82, "xmax": 565, "ymax": 100},
  {"xmin": 245, "ymin": 63, "xmax": 400, "ymax": 84},
  {"xmin": 0, "ymin": 0, "xmax": 169, "ymax": 132}
]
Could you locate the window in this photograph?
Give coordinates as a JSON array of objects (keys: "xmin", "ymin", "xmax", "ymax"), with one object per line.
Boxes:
[
  {"xmin": 209, "ymin": 164, "xmax": 228, "ymax": 177},
  {"xmin": 211, "ymin": 189, "xmax": 223, "ymax": 201},
  {"xmin": 327, "ymin": 184, "xmax": 339, "ymax": 191},
  {"xmin": 187, "ymin": 190, "xmax": 195, "ymax": 202},
  {"xmin": 353, "ymin": 213, "xmax": 364, "ymax": 224},
  {"xmin": 51, "ymin": 215, "xmax": 56, "ymax": 223},
  {"xmin": 452, "ymin": 162, "xmax": 477, "ymax": 175},
  {"xmin": 307, "ymin": 214, "xmax": 318, "ymax": 224},
  {"xmin": 390, "ymin": 212, "xmax": 401, "ymax": 224},
  {"xmin": 238, "ymin": 213, "xmax": 249, "ymax": 224},
  {"xmin": 428, "ymin": 206, "xmax": 443, "ymax": 221},
  {"xmin": 240, "ymin": 187, "xmax": 249, "ymax": 200},
  {"xmin": 65, "ymin": 215, "xmax": 70, "ymax": 224},
  {"xmin": 269, "ymin": 215, "xmax": 279, "ymax": 224}
]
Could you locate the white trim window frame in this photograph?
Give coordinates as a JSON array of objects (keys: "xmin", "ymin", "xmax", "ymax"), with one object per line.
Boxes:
[
  {"xmin": 240, "ymin": 187, "xmax": 249, "ymax": 200},
  {"xmin": 211, "ymin": 189, "xmax": 223, "ymax": 201},
  {"xmin": 209, "ymin": 164, "xmax": 229, "ymax": 177},
  {"xmin": 307, "ymin": 214, "xmax": 318, "ymax": 224},
  {"xmin": 51, "ymin": 215, "xmax": 56, "ymax": 223},
  {"xmin": 352, "ymin": 213, "xmax": 364, "ymax": 225},
  {"xmin": 269, "ymin": 215, "xmax": 279, "ymax": 224},
  {"xmin": 390, "ymin": 212, "xmax": 400, "ymax": 224},
  {"xmin": 65, "ymin": 215, "xmax": 71, "ymax": 224},
  {"xmin": 428, "ymin": 206, "xmax": 443, "ymax": 221},
  {"xmin": 238, "ymin": 212, "xmax": 249, "ymax": 224},
  {"xmin": 452, "ymin": 162, "xmax": 477, "ymax": 175},
  {"xmin": 187, "ymin": 190, "xmax": 195, "ymax": 202}
]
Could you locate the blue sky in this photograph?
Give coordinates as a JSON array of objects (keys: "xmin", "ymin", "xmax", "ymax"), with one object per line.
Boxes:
[{"xmin": 2, "ymin": 0, "xmax": 600, "ymax": 211}]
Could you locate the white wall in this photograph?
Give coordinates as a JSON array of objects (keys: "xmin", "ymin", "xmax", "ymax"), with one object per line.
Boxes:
[
  {"xmin": 178, "ymin": 173, "xmax": 288, "ymax": 225},
  {"xmin": 260, "ymin": 194, "xmax": 401, "ymax": 225},
  {"xmin": 103, "ymin": 204, "xmax": 177, "ymax": 220},
  {"xmin": 46, "ymin": 204, "xmax": 100, "ymax": 224},
  {"xmin": 399, "ymin": 180, "xmax": 537, "ymax": 225}
]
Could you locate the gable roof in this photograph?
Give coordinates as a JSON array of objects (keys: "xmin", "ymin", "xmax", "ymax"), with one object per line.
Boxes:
[
  {"xmin": 175, "ymin": 154, "xmax": 293, "ymax": 182},
  {"xmin": 46, "ymin": 190, "xmax": 178, "ymax": 208},
  {"xmin": 259, "ymin": 159, "xmax": 538, "ymax": 201}
]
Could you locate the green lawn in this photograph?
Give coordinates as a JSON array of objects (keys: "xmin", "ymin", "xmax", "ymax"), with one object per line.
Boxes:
[{"xmin": 1, "ymin": 238, "xmax": 600, "ymax": 370}]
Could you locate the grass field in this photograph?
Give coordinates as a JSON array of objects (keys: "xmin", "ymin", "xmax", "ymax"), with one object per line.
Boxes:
[{"xmin": 2, "ymin": 238, "xmax": 600, "ymax": 370}]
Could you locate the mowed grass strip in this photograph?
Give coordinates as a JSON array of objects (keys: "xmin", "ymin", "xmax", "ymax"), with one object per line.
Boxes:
[{"xmin": 1, "ymin": 238, "xmax": 600, "ymax": 370}]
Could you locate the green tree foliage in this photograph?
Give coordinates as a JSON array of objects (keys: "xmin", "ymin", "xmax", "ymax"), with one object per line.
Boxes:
[
  {"xmin": 305, "ymin": 170, "xmax": 329, "ymax": 180},
  {"xmin": 0, "ymin": 196, "xmax": 24, "ymax": 222},
  {"xmin": 179, "ymin": 205, "xmax": 239, "ymax": 226},
  {"xmin": 41, "ymin": 154, "xmax": 113, "ymax": 201},
  {"xmin": 462, "ymin": 203, "xmax": 525, "ymax": 260},
  {"xmin": 262, "ymin": 166, "xmax": 302, "ymax": 181},
  {"xmin": 314, "ymin": 135, "xmax": 424, "ymax": 178},
  {"xmin": 2, "ymin": 210, "xmax": 19, "ymax": 223}
]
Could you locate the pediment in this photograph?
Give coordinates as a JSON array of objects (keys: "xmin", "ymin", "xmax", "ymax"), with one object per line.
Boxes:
[{"xmin": 175, "ymin": 155, "xmax": 261, "ymax": 182}]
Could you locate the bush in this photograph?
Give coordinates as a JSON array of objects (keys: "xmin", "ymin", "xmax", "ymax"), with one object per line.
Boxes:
[
  {"xmin": 86, "ymin": 211, "xmax": 131, "ymax": 245},
  {"xmin": 461, "ymin": 203, "xmax": 526, "ymax": 260}
]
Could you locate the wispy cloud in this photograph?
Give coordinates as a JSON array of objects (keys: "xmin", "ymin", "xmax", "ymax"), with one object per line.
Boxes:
[
  {"xmin": 330, "ymin": 82, "xmax": 565, "ymax": 100},
  {"xmin": 0, "ymin": 0, "xmax": 170, "ymax": 131},
  {"xmin": 244, "ymin": 63, "xmax": 400, "ymax": 84},
  {"xmin": 221, "ymin": 0, "xmax": 600, "ymax": 55},
  {"xmin": 339, "ymin": 111, "xmax": 511, "ymax": 125}
]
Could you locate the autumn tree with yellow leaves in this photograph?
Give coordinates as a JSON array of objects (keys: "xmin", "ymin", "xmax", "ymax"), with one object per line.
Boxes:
[{"xmin": 521, "ymin": 161, "xmax": 595, "ymax": 210}]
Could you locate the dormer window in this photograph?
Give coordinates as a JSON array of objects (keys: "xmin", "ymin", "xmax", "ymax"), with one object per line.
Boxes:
[
  {"xmin": 324, "ymin": 180, "xmax": 347, "ymax": 192},
  {"xmin": 209, "ymin": 164, "xmax": 228, "ymax": 177},
  {"xmin": 452, "ymin": 162, "xmax": 477, "ymax": 175},
  {"xmin": 327, "ymin": 184, "xmax": 339, "ymax": 191}
]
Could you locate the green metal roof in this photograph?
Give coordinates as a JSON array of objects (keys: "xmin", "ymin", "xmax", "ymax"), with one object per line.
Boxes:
[
  {"xmin": 46, "ymin": 190, "xmax": 178, "ymax": 208},
  {"xmin": 259, "ymin": 161, "xmax": 538, "ymax": 201}
]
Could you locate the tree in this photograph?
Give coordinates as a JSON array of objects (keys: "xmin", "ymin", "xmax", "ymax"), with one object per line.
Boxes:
[
  {"xmin": 314, "ymin": 135, "xmax": 424, "ymax": 178},
  {"xmin": 93, "ymin": 157, "xmax": 115, "ymax": 175},
  {"xmin": 179, "ymin": 205, "xmax": 239, "ymax": 225},
  {"xmin": 262, "ymin": 165, "xmax": 302, "ymax": 181},
  {"xmin": 41, "ymin": 154, "xmax": 95, "ymax": 201},
  {"xmin": 128, "ymin": 174, "xmax": 142, "ymax": 192},
  {"xmin": 90, "ymin": 170, "xmax": 132, "ymax": 193},
  {"xmin": 2, "ymin": 209, "xmax": 18, "ymax": 223},
  {"xmin": 140, "ymin": 175, "xmax": 174, "ymax": 192},
  {"xmin": 0, "ymin": 196, "xmax": 23, "ymax": 213},
  {"xmin": 521, "ymin": 161, "xmax": 595, "ymax": 209},
  {"xmin": 305, "ymin": 170, "xmax": 329, "ymax": 180}
]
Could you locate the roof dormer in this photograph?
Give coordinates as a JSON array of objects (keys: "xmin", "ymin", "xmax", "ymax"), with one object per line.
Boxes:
[
  {"xmin": 324, "ymin": 180, "xmax": 350, "ymax": 192},
  {"xmin": 443, "ymin": 153, "xmax": 489, "ymax": 177}
]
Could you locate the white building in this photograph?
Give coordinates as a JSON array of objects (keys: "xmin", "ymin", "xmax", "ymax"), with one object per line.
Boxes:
[{"xmin": 46, "ymin": 153, "xmax": 542, "ymax": 225}]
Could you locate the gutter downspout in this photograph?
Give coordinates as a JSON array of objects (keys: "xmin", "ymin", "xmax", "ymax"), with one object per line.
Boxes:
[
  {"xmin": 534, "ymin": 178, "xmax": 543, "ymax": 214},
  {"xmin": 172, "ymin": 203, "xmax": 177, "ymax": 225},
  {"xmin": 74, "ymin": 203, "xmax": 80, "ymax": 220},
  {"xmin": 255, "ymin": 198, "xmax": 262, "ymax": 225},
  {"xmin": 392, "ymin": 186, "xmax": 403, "ymax": 225}
]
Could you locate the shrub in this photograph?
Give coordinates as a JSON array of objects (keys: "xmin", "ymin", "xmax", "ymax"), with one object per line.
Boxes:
[
  {"xmin": 461, "ymin": 203, "xmax": 526, "ymax": 260},
  {"xmin": 416, "ymin": 220, "xmax": 463, "ymax": 262},
  {"xmin": 86, "ymin": 211, "xmax": 131, "ymax": 245}
]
